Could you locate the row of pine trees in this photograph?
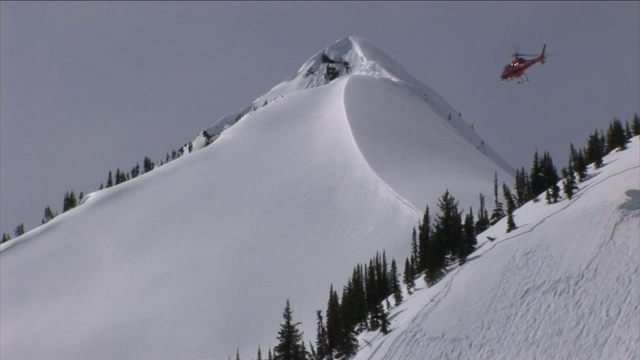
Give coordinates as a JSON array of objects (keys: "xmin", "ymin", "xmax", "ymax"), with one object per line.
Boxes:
[
  {"xmin": 1, "ymin": 146, "xmax": 196, "ymax": 243},
  {"xmin": 232, "ymin": 115, "xmax": 640, "ymax": 360}
]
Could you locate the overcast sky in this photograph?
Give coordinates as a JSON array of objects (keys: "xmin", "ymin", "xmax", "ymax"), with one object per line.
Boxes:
[{"xmin": 2, "ymin": 1, "xmax": 638, "ymax": 235}]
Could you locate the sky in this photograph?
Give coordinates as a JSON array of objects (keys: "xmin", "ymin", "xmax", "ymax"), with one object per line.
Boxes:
[{"xmin": 1, "ymin": 1, "xmax": 639, "ymax": 235}]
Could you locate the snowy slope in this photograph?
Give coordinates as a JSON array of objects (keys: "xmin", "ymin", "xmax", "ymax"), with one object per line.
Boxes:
[
  {"xmin": 355, "ymin": 137, "xmax": 640, "ymax": 360},
  {"xmin": 1, "ymin": 37, "xmax": 512, "ymax": 360}
]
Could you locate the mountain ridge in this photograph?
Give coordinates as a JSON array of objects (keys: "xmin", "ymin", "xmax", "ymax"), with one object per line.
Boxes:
[{"xmin": 1, "ymin": 37, "xmax": 516, "ymax": 360}]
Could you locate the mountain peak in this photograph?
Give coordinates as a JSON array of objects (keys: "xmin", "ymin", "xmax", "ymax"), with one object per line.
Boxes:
[
  {"xmin": 201, "ymin": 36, "xmax": 416, "ymax": 139},
  {"xmin": 279, "ymin": 36, "xmax": 414, "ymax": 95},
  {"xmin": 202, "ymin": 37, "xmax": 435, "ymax": 141}
]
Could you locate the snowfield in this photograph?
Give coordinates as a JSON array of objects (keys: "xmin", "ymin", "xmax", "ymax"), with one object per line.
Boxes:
[
  {"xmin": 355, "ymin": 137, "xmax": 640, "ymax": 360},
  {"xmin": 1, "ymin": 37, "xmax": 512, "ymax": 360}
]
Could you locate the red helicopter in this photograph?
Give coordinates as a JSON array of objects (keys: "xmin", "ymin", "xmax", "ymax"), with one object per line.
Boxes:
[{"xmin": 501, "ymin": 44, "xmax": 546, "ymax": 83}]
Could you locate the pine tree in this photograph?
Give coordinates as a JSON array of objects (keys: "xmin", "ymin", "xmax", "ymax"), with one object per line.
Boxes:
[
  {"xmin": 63, "ymin": 191, "xmax": 78, "ymax": 212},
  {"xmin": 274, "ymin": 300, "xmax": 305, "ymax": 360},
  {"xmin": 606, "ymin": 118, "xmax": 627, "ymax": 152},
  {"xmin": 631, "ymin": 113, "xmax": 640, "ymax": 136},
  {"xmin": 514, "ymin": 167, "xmax": 531, "ymax": 206},
  {"xmin": 424, "ymin": 190, "xmax": 462, "ymax": 285},
  {"xmin": 307, "ymin": 342, "xmax": 316, "ymax": 360},
  {"xmin": 502, "ymin": 183, "xmax": 517, "ymax": 232},
  {"xmin": 143, "ymin": 156, "xmax": 155, "ymax": 173},
  {"xmin": 131, "ymin": 163, "xmax": 140, "ymax": 179},
  {"xmin": 314, "ymin": 311, "xmax": 330, "ymax": 360},
  {"xmin": 530, "ymin": 150, "xmax": 545, "ymax": 198},
  {"xmin": 562, "ymin": 166, "xmax": 578, "ymax": 200},
  {"xmin": 107, "ymin": 171, "xmax": 114, "ymax": 188},
  {"xmin": 325, "ymin": 286, "xmax": 341, "ymax": 356},
  {"xmin": 540, "ymin": 151, "xmax": 559, "ymax": 191},
  {"xmin": 42, "ymin": 205, "xmax": 57, "ymax": 224},
  {"xmin": 257, "ymin": 346, "xmax": 263, "ymax": 360},
  {"xmin": 2, "ymin": 233, "xmax": 12, "ymax": 243},
  {"xmin": 390, "ymin": 259, "xmax": 403, "ymax": 306},
  {"xmin": 570, "ymin": 143, "xmax": 587, "ymax": 182},
  {"xmin": 378, "ymin": 304, "xmax": 390, "ymax": 335},
  {"xmin": 625, "ymin": 121, "xmax": 633, "ymax": 141},
  {"xmin": 15, "ymin": 223, "xmax": 25, "ymax": 237},
  {"xmin": 585, "ymin": 130, "xmax": 605, "ymax": 168},
  {"xmin": 236, "ymin": 348, "xmax": 241, "ymax": 360},
  {"xmin": 403, "ymin": 257, "xmax": 415, "ymax": 295},
  {"xmin": 475, "ymin": 194, "xmax": 490, "ymax": 233},
  {"xmin": 366, "ymin": 259, "xmax": 380, "ymax": 330},
  {"xmin": 490, "ymin": 172, "xmax": 505, "ymax": 225},
  {"xmin": 410, "ymin": 227, "xmax": 419, "ymax": 273},
  {"xmin": 418, "ymin": 206, "xmax": 431, "ymax": 273},
  {"xmin": 459, "ymin": 208, "xmax": 476, "ymax": 264},
  {"xmin": 115, "ymin": 169, "xmax": 123, "ymax": 185}
]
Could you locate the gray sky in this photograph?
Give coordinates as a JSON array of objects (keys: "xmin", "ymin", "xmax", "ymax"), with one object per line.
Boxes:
[{"xmin": 2, "ymin": 1, "xmax": 639, "ymax": 235}]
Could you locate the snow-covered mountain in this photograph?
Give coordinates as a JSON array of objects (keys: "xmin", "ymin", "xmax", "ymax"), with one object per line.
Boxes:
[
  {"xmin": 2, "ymin": 37, "xmax": 514, "ymax": 360},
  {"xmin": 356, "ymin": 137, "xmax": 640, "ymax": 360}
]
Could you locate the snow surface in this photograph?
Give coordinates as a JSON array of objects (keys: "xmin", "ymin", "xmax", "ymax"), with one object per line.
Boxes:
[
  {"xmin": 355, "ymin": 137, "xmax": 640, "ymax": 360},
  {"xmin": 2, "ymin": 37, "xmax": 513, "ymax": 360}
]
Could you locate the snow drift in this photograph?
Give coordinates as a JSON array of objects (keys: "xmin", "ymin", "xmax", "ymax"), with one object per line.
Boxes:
[{"xmin": 1, "ymin": 37, "xmax": 513, "ymax": 360}]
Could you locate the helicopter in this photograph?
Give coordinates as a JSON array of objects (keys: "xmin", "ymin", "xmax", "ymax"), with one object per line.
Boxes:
[{"xmin": 500, "ymin": 44, "xmax": 546, "ymax": 83}]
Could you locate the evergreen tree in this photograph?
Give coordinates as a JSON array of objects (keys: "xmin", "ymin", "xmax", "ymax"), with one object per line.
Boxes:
[
  {"xmin": 417, "ymin": 206, "xmax": 431, "ymax": 273},
  {"xmin": 325, "ymin": 286, "xmax": 341, "ymax": 356},
  {"xmin": 378, "ymin": 304, "xmax": 390, "ymax": 335},
  {"xmin": 570, "ymin": 143, "xmax": 587, "ymax": 182},
  {"xmin": 403, "ymin": 257, "xmax": 415, "ymax": 295},
  {"xmin": 236, "ymin": 348, "xmax": 241, "ymax": 360},
  {"xmin": 530, "ymin": 150, "xmax": 545, "ymax": 198},
  {"xmin": 390, "ymin": 259, "xmax": 403, "ymax": 306},
  {"xmin": 366, "ymin": 260, "xmax": 380, "ymax": 329},
  {"xmin": 15, "ymin": 223, "xmax": 25, "ymax": 237},
  {"xmin": 631, "ymin": 113, "xmax": 640, "ymax": 136},
  {"xmin": 585, "ymin": 130, "xmax": 605, "ymax": 168},
  {"xmin": 338, "ymin": 281, "xmax": 361, "ymax": 353},
  {"xmin": 314, "ymin": 311, "xmax": 330, "ymax": 360},
  {"xmin": 42, "ymin": 205, "xmax": 57, "ymax": 224},
  {"xmin": 562, "ymin": 166, "xmax": 578, "ymax": 200},
  {"xmin": 143, "ymin": 156, "xmax": 155, "ymax": 173},
  {"xmin": 424, "ymin": 226, "xmax": 447, "ymax": 286},
  {"xmin": 107, "ymin": 171, "xmax": 114, "ymax": 188},
  {"xmin": 410, "ymin": 227, "xmax": 419, "ymax": 273},
  {"xmin": 514, "ymin": 167, "xmax": 531, "ymax": 206},
  {"xmin": 63, "ymin": 191, "xmax": 78, "ymax": 212},
  {"xmin": 307, "ymin": 342, "xmax": 316, "ymax": 360},
  {"xmin": 540, "ymin": 151, "xmax": 559, "ymax": 191},
  {"xmin": 379, "ymin": 251, "xmax": 389, "ymax": 301},
  {"xmin": 424, "ymin": 190, "xmax": 462, "ymax": 285},
  {"xmin": 490, "ymin": 172, "xmax": 505, "ymax": 225},
  {"xmin": 2, "ymin": 233, "xmax": 10, "ymax": 244},
  {"xmin": 459, "ymin": 208, "xmax": 476, "ymax": 264},
  {"xmin": 502, "ymin": 183, "xmax": 517, "ymax": 232},
  {"xmin": 257, "ymin": 346, "xmax": 263, "ymax": 360},
  {"xmin": 606, "ymin": 118, "xmax": 627, "ymax": 152},
  {"xmin": 475, "ymin": 194, "xmax": 490, "ymax": 233},
  {"xmin": 624, "ymin": 121, "xmax": 633, "ymax": 141},
  {"xmin": 274, "ymin": 300, "xmax": 306, "ymax": 360},
  {"xmin": 115, "ymin": 169, "xmax": 123, "ymax": 185},
  {"xmin": 131, "ymin": 163, "xmax": 140, "ymax": 179}
]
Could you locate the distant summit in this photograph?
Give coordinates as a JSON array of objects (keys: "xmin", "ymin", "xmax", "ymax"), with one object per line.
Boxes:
[{"xmin": 194, "ymin": 37, "xmax": 514, "ymax": 175}]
